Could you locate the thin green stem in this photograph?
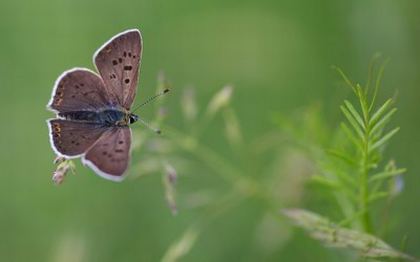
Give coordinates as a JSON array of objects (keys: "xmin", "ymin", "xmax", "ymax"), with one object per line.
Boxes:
[
  {"xmin": 165, "ymin": 126, "xmax": 267, "ymax": 199},
  {"xmin": 360, "ymin": 144, "xmax": 372, "ymax": 232},
  {"xmin": 359, "ymin": 95, "xmax": 373, "ymax": 233}
]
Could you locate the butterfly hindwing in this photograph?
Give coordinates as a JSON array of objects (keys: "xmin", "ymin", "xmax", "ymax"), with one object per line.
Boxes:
[
  {"xmin": 47, "ymin": 29, "xmax": 144, "ymax": 182},
  {"xmin": 94, "ymin": 29, "xmax": 142, "ymax": 110},
  {"xmin": 47, "ymin": 68, "xmax": 115, "ymax": 113},
  {"xmin": 82, "ymin": 127, "xmax": 131, "ymax": 181},
  {"xmin": 48, "ymin": 119, "xmax": 107, "ymax": 158}
]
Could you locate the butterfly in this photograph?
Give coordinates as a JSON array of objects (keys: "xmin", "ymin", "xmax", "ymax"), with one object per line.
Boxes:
[{"xmin": 47, "ymin": 29, "xmax": 144, "ymax": 182}]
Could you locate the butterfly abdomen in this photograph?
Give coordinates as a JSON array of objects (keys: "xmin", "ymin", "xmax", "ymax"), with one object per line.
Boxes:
[{"xmin": 59, "ymin": 109, "xmax": 126, "ymax": 126}]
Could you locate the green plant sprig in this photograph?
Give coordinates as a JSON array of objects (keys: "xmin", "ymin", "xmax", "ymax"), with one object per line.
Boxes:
[
  {"xmin": 331, "ymin": 60, "xmax": 402, "ymax": 233},
  {"xmin": 280, "ymin": 59, "xmax": 414, "ymax": 260}
]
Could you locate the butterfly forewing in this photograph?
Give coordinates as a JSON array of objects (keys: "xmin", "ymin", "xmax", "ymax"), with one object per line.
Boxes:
[
  {"xmin": 48, "ymin": 119, "xmax": 107, "ymax": 158},
  {"xmin": 47, "ymin": 29, "xmax": 144, "ymax": 182},
  {"xmin": 94, "ymin": 29, "xmax": 142, "ymax": 110},
  {"xmin": 48, "ymin": 68, "xmax": 114, "ymax": 113},
  {"xmin": 82, "ymin": 127, "xmax": 131, "ymax": 181}
]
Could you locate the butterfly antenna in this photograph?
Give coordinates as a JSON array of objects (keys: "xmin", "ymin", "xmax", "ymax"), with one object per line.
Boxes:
[
  {"xmin": 137, "ymin": 117, "xmax": 162, "ymax": 135},
  {"xmin": 131, "ymin": 88, "xmax": 170, "ymax": 113}
]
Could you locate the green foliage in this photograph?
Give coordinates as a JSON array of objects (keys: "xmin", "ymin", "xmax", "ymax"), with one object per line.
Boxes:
[
  {"xmin": 162, "ymin": 226, "xmax": 200, "ymax": 262},
  {"xmin": 278, "ymin": 58, "xmax": 415, "ymax": 260},
  {"xmin": 49, "ymin": 63, "xmax": 413, "ymax": 261},
  {"xmin": 283, "ymin": 209, "xmax": 416, "ymax": 261},
  {"xmin": 127, "ymin": 79, "xmax": 295, "ymax": 261},
  {"xmin": 324, "ymin": 60, "xmax": 403, "ymax": 233}
]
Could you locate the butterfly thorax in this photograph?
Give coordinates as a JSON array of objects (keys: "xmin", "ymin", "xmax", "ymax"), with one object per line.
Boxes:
[{"xmin": 59, "ymin": 109, "xmax": 138, "ymax": 127}]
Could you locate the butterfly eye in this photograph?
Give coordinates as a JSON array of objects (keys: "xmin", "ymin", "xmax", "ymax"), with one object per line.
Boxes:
[{"xmin": 129, "ymin": 114, "xmax": 138, "ymax": 124}]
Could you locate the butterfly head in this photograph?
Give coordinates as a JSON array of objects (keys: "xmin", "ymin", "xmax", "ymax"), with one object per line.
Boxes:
[{"xmin": 128, "ymin": 113, "xmax": 139, "ymax": 124}]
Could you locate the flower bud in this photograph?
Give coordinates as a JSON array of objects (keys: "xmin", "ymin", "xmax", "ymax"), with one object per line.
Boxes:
[
  {"xmin": 206, "ymin": 85, "xmax": 233, "ymax": 116},
  {"xmin": 181, "ymin": 87, "xmax": 198, "ymax": 122},
  {"xmin": 52, "ymin": 159, "xmax": 75, "ymax": 185},
  {"xmin": 163, "ymin": 163, "xmax": 178, "ymax": 215}
]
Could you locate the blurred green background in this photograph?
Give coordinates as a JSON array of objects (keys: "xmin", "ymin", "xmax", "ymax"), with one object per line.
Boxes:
[{"xmin": 1, "ymin": 0, "xmax": 420, "ymax": 261}]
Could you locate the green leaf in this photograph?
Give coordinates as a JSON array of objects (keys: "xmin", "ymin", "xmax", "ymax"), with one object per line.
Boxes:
[
  {"xmin": 369, "ymin": 168, "xmax": 406, "ymax": 183},
  {"xmin": 283, "ymin": 209, "xmax": 416, "ymax": 261},
  {"xmin": 344, "ymin": 100, "xmax": 365, "ymax": 130},
  {"xmin": 334, "ymin": 170, "xmax": 358, "ymax": 189},
  {"xmin": 356, "ymin": 84, "xmax": 369, "ymax": 121},
  {"xmin": 369, "ymin": 99, "xmax": 393, "ymax": 127},
  {"xmin": 370, "ymin": 108, "xmax": 397, "ymax": 137},
  {"xmin": 369, "ymin": 127, "xmax": 400, "ymax": 152},
  {"xmin": 313, "ymin": 173, "xmax": 358, "ymax": 201},
  {"xmin": 341, "ymin": 106, "xmax": 364, "ymax": 139},
  {"xmin": 332, "ymin": 66, "xmax": 357, "ymax": 94},
  {"xmin": 161, "ymin": 226, "xmax": 200, "ymax": 262},
  {"xmin": 312, "ymin": 175, "xmax": 340, "ymax": 188},
  {"xmin": 365, "ymin": 53, "xmax": 382, "ymax": 95},
  {"xmin": 340, "ymin": 123, "xmax": 362, "ymax": 151},
  {"xmin": 369, "ymin": 58, "xmax": 389, "ymax": 112},
  {"xmin": 368, "ymin": 191, "xmax": 390, "ymax": 203},
  {"xmin": 327, "ymin": 149, "xmax": 357, "ymax": 166}
]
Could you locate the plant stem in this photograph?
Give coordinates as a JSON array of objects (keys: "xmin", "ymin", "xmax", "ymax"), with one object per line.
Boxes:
[
  {"xmin": 360, "ymin": 96, "xmax": 373, "ymax": 233},
  {"xmin": 166, "ymin": 127, "xmax": 266, "ymax": 198},
  {"xmin": 360, "ymin": 150, "xmax": 372, "ymax": 233}
]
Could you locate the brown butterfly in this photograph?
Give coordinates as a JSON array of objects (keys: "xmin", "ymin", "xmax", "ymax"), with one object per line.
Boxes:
[{"xmin": 47, "ymin": 29, "xmax": 144, "ymax": 181}]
